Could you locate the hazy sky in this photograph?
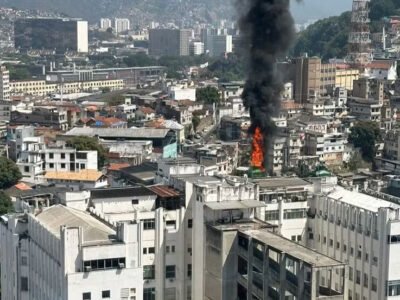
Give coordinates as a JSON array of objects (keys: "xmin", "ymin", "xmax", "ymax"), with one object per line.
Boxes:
[{"xmin": 291, "ymin": 0, "xmax": 353, "ymax": 23}]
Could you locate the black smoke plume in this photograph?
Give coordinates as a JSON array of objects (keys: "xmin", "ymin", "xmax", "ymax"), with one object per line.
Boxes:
[{"xmin": 238, "ymin": 0, "xmax": 296, "ymax": 170}]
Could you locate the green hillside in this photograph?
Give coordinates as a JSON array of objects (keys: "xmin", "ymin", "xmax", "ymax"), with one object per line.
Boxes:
[{"xmin": 293, "ymin": 0, "xmax": 400, "ymax": 61}]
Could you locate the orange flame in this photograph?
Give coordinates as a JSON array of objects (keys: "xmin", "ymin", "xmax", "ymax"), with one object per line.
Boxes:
[{"xmin": 251, "ymin": 127, "xmax": 265, "ymax": 171}]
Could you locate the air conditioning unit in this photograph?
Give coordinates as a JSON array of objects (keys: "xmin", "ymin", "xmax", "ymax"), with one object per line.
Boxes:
[
  {"xmin": 84, "ymin": 266, "xmax": 92, "ymax": 272},
  {"xmin": 169, "ymin": 278, "xmax": 175, "ymax": 282},
  {"xmin": 144, "ymin": 280, "xmax": 150, "ymax": 284},
  {"xmin": 118, "ymin": 262, "xmax": 125, "ymax": 269}
]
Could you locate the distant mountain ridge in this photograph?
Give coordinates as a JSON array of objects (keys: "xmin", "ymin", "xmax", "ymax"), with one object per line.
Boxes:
[{"xmin": 0, "ymin": 0, "xmax": 234, "ymax": 23}]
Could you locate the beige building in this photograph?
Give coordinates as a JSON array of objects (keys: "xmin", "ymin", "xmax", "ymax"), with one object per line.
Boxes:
[
  {"xmin": 10, "ymin": 79, "xmax": 124, "ymax": 96},
  {"xmin": 294, "ymin": 56, "xmax": 321, "ymax": 104}
]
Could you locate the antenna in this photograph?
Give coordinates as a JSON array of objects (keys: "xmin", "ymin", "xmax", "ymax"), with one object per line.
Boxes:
[{"xmin": 347, "ymin": 0, "xmax": 372, "ymax": 68}]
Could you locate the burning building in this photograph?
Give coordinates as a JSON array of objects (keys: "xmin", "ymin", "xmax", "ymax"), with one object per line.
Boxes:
[{"xmin": 239, "ymin": 0, "xmax": 296, "ymax": 175}]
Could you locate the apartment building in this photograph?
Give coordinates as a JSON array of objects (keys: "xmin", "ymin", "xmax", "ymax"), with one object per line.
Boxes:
[
  {"xmin": 0, "ymin": 65, "xmax": 10, "ymax": 101},
  {"xmin": 10, "ymin": 79, "xmax": 124, "ymax": 96},
  {"xmin": 384, "ymin": 129, "xmax": 400, "ymax": 160},
  {"xmin": 347, "ymin": 98, "xmax": 382, "ymax": 122},
  {"xmin": 304, "ymin": 132, "xmax": 347, "ymax": 166},
  {"xmin": 149, "ymin": 29, "xmax": 191, "ymax": 57},
  {"xmin": 255, "ymin": 177, "xmax": 313, "ymax": 241},
  {"xmin": 10, "ymin": 107, "xmax": 68, "ymax": 130},
  {"xmin": 0, "ymin": 205, "xmax": 143, "ymax": 300},
  {"xmin": 309, "ymin": 182, "xmax": 400, "ymax": 300}
]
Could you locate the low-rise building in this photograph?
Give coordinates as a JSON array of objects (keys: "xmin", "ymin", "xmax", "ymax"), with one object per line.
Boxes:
[
  {"xmin": 10, "ymin": 107, "xmax": 68, "ymax": 130},
  {"xmin": 0, "ymin": 205, "xmax": 143, "ymax": 300},
  {"xmin": 44, "ymin": 170, "xmax": 108, "ymax": 190}
]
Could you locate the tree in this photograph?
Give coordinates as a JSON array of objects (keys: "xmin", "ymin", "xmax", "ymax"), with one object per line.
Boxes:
[
  {"xmin": 347, "ymin": 151, "xmax": 364, "ymax": 172},
  {"xmin": 0, "ymin": 157, "xmax": 22, "ymax": 189},
  {"xmin": 0, "ymin": 192, "xmax": 14, "ymax": 215},
  {"xmin": 196, "ymin": 86, "xmax": 220, "ymax": 104},
  {"xmin": 348, "ymin": 121, "xmax": 381, "ymax": 162},
  {"xmin": 192, "ymin": 115, "xmax": 201, "ymax": 132},
  {"xmin": 67, "ymin": 136, "xmax": 108, "ymax": 168}
]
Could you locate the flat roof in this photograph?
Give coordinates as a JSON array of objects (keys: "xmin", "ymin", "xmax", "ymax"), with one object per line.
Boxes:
[
  {"xmin": 327, "ymin": 186, "xmax": 400, "ymax": 212},
  {"xmin": 45, "ymin": 170, "xmax": 104, "ymax": 182},
  {"xmin": 254, "ymin": 177, "xmax": 312, "ymax": 189},
  {"xmin": 35, "ymin": 205, "xmax": 116, "ymax": 243},
  {"xmin": 91, "ymin": 187, "xmax": 156, "ymax": 199},
  {"xmin": 243, "ymin": 229, "xmax": 344, "ymax": 268},
  {"xmin": 65, "ymin": 127, "xmax": 170, "ymax": 139},
  {"xmin": 147, "ymin": 185, "xmax": 181, "ymax": 198},
  {"xmin": 206, "ymin": 200, "xmax": 266, "ymax": 210}
]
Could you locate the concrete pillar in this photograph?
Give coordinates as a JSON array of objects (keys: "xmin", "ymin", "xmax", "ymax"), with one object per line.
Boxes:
[
  {"xmin": 155, "ymin": 208, "xmax": 165, "ymax": 300},
  {"xmin": 247, "ymin": 238, "xmax": 254, "ymax": 299},
  {"xmin": 279, "ymin": 253, "xmax": 286, "ymax": 300},
  {"xmin": 297, "ymin": 261, "xmax": 305, "ymax": 300},
  {"xmin": 192, "ymin": 201, "xmax": 204, "ymax": 300}
]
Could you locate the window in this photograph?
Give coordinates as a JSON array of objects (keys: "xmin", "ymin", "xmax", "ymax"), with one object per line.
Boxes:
[
  {"xmin": 238, "ymin": 256, "xmax": 248, "ymax": 276},
  {"xmin": 102, "ymin": 290, "xmax": 110, "ymax": 298},
  {"xmin": 323, "ymin": 236, "xmax": 327, "ymax": 244},
  {"xmin": 364, "ymin": 273, "xmax": 368, "ymax": 288},
  {"xmin": 80, "ymin": 163, "xmax": 86, "ymax": 170},
  {"xmin": 143, "ymin": 288, "xmax": 155, "ymax": 300},
  {"xmin": 49, "ymin": 153, "xmax": 54, "ymax": 159},
  {"xmin": 21, "ymin": 277, "xmax": 28, "ymax": 291},
  {"xmin": 350, "ymin": 247, "xmax": 354, "ymax": 256},
  {"xmin": 357, "ymin": 250, "xmax": 362, "ymax": 259},
  {"xmin": 61, "ymin": 153, "xmax": 65, "ymax": 159},
  {"xmin": 187, "ymin": 264, "xmax": 192, "ymax": 277},
  {"xmin": 329, "ymin": 239, "xmax": 333, "ymax": 247},
  {"xmin": 143, "ymin": 248, "xmax": 147, "ymax": 254},
  {"xmin": 21, "ymin": 256, "xmax": 28, "ymax": 266},
  {"xmin": 166, "ymin": 246, "xmax": 170, "ymax": 253},
  {"xmin": 188, "ymin": 219, "xmax": 193, "ymax": 228},
  {"xmin": 61, "ymin": 163, "xmax": 66, "ymax": 169},
  {"xmin": 372, "ymin": 277, "xmax": 377, "ymax": 292},
  {"xmin": 171, "ymin": 245, "xmax": 175, "ymax": 253},
  {"xmin": 283, "ymin": 209, "xmax": 307, "ymax": 219},
  {"xmin": 265, "ymin": 210, "xmax": 279, "ymax": 221},
  {"xmin": 166, "ymin": 220, "xmax": 176, "ymax": 229},
  {"xmin": 365, "ymin": 253, "xmax": 369, "ymax": 262},
  {"xmin": 132, "ymin": 199, "xmax": 139, "ymax": 205},
  {"xmin": 343, "ymin": 244, "xmax": 347, "ymax": 252},
  {"xmin": 144, "ymin": 265, "xmax": 155, "ymax": 280},
  {"xmin": 143, "ymin": 219, "xmax": 155, "ymax": 230},
  {"xmin": 24, "ymin": 166, "xmax": 29, "ymax": 173},
  {"xmin": 148, "ymin": 247, "xmax": 155, "ymax": 254},
  {"xmin": 336, "ymin": 242, "xmax": 340, "ymax": 249},
  {"xmin": 356, "ymin": 270, "xmax": 361, "ymax": 284},
  {"xmin": 49, "ymin": 163, "xmax": 54, "ymax": 168},
  {"xmin": 83, "ymin": 292, "xmax": 91, "ymax": 300},
  {"xmin": 387, "ymin": 280, "xmax": 400, "ymax": 296},
  {"xmin": 166, "ymin": 265, "xmax": 176, "ymax": 279},
  {"xmin": 349, "ymin": 267, "xmax": 353, "ymax": 281}
]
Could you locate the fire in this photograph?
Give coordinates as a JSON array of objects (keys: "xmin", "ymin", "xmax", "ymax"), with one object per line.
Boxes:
[{"xmin": 251, "ymin": 127, "xmax": 265, "ymax": 171}]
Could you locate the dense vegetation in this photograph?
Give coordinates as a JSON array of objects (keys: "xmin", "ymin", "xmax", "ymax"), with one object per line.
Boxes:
[
  {"xmin": 67, "ymin": 136, "xmax": 108, "ymax": 168},
  {"xmin": 0, "ymin": 157, "xmax": 22, "ymax": 189},
  {"xmin": 293, "ymin": 0, "xmax": 400, "ymax": 61},
  {"xmin": 348, "ymin": 121, "xmax": 382, "ymax": 162}
]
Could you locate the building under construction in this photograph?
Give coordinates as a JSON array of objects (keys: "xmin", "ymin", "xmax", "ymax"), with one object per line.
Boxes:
[{"xmin": 348, "ymin": 0, "xmax": 372, "ymax": 67}]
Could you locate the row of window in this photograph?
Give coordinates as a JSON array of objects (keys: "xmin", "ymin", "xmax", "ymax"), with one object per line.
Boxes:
[
  {"xmin": 142, "ymin": 219, "xmax": 191, "ymax": 230},
  {"xmin": 83, "ymin": 258, "xmax": 125, "ymax": 271},
  {"xmin": 143, "ymin": 265, "xmax": 178, "ymax": 280},
  {"xmin": 264, "ymin": 209, "xmax": 307, "ymax": 221},
  {"xmin": 82, "ymin": 290, "xmax": 111, "ymax": 299},
  {"xmin": 348, "ymin": 267, "xmax": 377, "ymax": 291},
  {"xmin": 318, "ymin": 235, "xmax": 378, "ymax": 265}
]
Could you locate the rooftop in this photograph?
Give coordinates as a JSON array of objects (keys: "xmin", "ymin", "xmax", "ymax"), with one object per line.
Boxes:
[
  {"xmin": 327, "ymin": 186, "xmax": 400, "ymax": 212},
  {"xmin": 65, "ymin": 127, "xmax": 170, "ymax": 139},
  {"xmin": 147, "ymin": 185, "xmax": 181, "ymax": 198},
  {"xmin": 35, "ymin": 205, "xmax": 116, "ymax": 243},
  {"xmin": 205, "ymin": 200, "xmax": 265, "ymax": 210},
  {"xmin": 243, "ymin": 229, "xmax": 344, "ymax": 268},
  {"xmin": 253, "ymin": 177, "xmax": 312, "ymax": 189},
  {"xmin": 91, "ymin": 187, "xmax": 156, "ymax": 199},
  {"xmin": 45, "ymin": 170, "xmax": 104, "ymax": 182}
]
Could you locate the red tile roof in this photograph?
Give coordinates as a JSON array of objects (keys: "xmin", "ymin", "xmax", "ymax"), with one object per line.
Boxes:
[
  {"xmin": 107, "ymin": 163, "xmax": 131, "ymax": 171},
  {"xmin": 147, "ymin": 185, "xmax": 180, "ymax": 198},
  {"xmin": 138, "ymin": 106, "xmax": 155, "ymax": 115}
]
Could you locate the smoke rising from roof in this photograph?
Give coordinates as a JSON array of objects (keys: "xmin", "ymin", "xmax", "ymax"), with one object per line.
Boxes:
[{"xmin": 238, "ymin": 0, "xmax": 296, "ymax": 169}]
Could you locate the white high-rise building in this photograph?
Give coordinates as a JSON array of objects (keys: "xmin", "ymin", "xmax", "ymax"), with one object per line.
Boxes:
[
  {"xmin": 0, "ymin": 205, "xmax": 143, "ymax": 300},
  {"xmin": 0, "ymin": 65, "xmax": 10, "ymax": 101},
  {"xmin": 100, "ymin": 18, "xmax": 112, "ymax": 30},
  {"xmin": 189, "ymin": 42, "xmax": 205, "ymax": 56},
  {"xmin": 114, "ymin": 18, "xmax": 130, "ymax": 33}
]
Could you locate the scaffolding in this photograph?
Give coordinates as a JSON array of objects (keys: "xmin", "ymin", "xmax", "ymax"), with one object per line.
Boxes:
[{"xmin": 348, "ymin": 0, "xmax": 372, "ymax": 67}]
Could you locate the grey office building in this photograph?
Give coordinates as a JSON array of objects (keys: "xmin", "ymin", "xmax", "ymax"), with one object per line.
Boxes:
[{"xmin": 149, "ymin": 29, "xmax": 191, "ymax": 56}]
